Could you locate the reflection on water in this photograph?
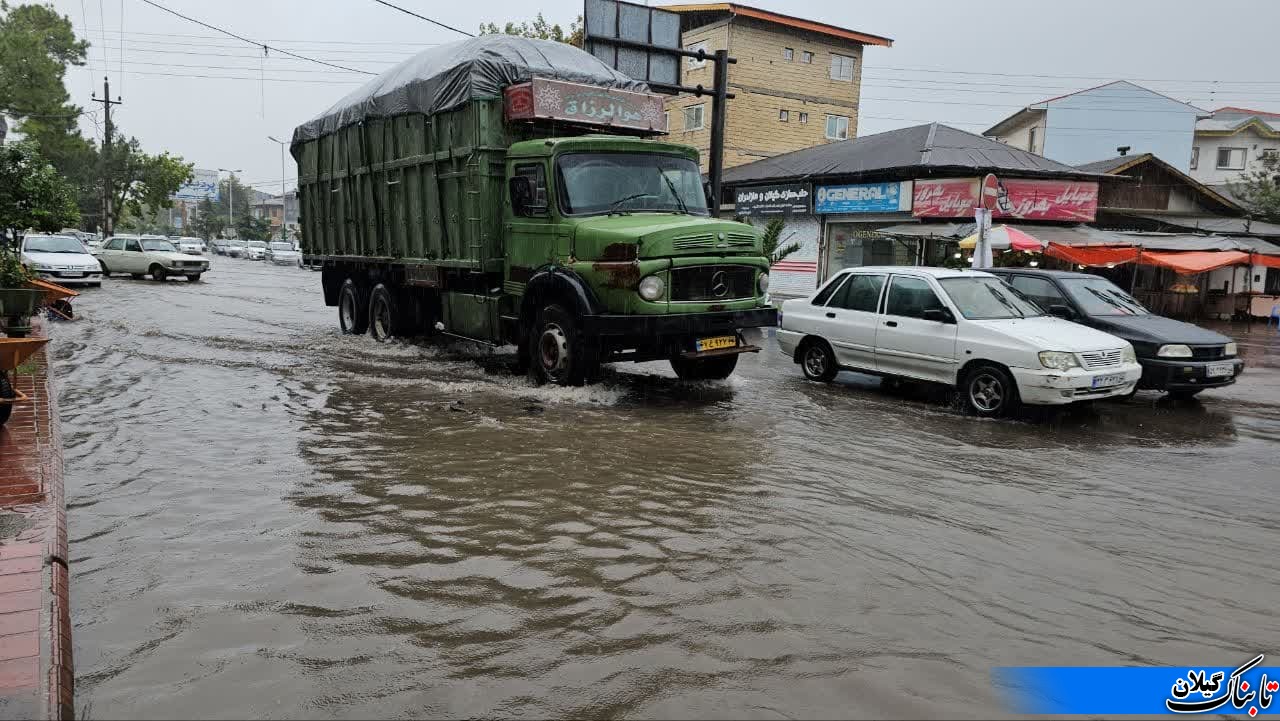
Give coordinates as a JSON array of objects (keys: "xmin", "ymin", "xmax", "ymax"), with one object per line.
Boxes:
[{"xmin": 55, "ymin": 260, "xmax": 1280, "ymax": 718}]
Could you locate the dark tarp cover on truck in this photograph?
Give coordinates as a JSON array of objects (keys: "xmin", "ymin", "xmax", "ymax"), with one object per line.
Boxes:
[{"xmin": 291, "ymin": 35, "xmax": 650, "ymax": 150}]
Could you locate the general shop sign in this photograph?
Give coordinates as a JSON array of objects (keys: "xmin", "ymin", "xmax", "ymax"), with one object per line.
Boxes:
[
  {"xmin": 734, "ymin": 183, "xmax": 811, "ymax": 216},
  {"xmin": 814, "ymin": 181, "xmax": 912, "ymax": 214},
  {"xmin": 912, "ymin": 177, "xmax": 1099, "ymax": 221}
]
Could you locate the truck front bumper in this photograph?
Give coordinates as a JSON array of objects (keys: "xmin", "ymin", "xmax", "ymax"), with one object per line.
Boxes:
[{"xmin": 582, "ymin": 307, "xmax": 778, "ymax": 338}]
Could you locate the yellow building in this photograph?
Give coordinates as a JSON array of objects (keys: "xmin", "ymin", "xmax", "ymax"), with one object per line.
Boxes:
[{"xmin": 660, "ymin": 3, "xmax": 892, "ymax": 172}]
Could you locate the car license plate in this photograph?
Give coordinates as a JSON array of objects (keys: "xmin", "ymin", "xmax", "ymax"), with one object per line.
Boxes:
[
  {"xmin": 696, "ymin": 335, "xmax": 737, "ymax": 352},
  {"xmin": 1206, "ymin": 361, "xmax": 1234, "ymax": 378},
  {"xmin": 1091, "ymin": 373, "xmax": 1127, "ymax": 388},
  {"xmin": 59, "ymin": 272, "xmax": 84, "ymax": 278}
]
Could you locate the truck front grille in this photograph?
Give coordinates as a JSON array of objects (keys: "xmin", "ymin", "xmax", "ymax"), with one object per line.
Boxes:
[
  {"xmin": 672, "ymin": 234, "xmax": 715, "ymax": 250},
  {"xmin": 1080, "ymin": 349, "xmax": 1124, "ymax": 369},
  {"xmin": 669, "ymin": 265, "xmax": 755, "ymax": 302}
]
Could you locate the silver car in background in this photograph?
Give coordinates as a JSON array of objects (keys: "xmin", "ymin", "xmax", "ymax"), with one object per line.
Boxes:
[{"xmin": 266, "ymin": 242, "xmax": 302, "ymax": 267}]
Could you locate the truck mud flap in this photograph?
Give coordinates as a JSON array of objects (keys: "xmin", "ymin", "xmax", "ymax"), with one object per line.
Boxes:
[{"xmin": 679, "ymin": 344, "xmax": 762, "ymax": 359}]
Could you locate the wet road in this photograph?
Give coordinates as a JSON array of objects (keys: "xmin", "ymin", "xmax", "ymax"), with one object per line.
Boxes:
[{"xmin": 51, "ymin": 257, "xmax": 1280, "ymax": 718}]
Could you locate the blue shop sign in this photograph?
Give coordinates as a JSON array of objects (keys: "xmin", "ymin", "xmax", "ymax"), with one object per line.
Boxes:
[{"xmin": 815, "ymin": 181, "xmax": 904, "ymax": 214}]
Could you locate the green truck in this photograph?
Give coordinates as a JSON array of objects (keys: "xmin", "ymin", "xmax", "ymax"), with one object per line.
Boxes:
[{"xmin": 291, "ymin": 36, "xmax": 777, "ymax": 384}]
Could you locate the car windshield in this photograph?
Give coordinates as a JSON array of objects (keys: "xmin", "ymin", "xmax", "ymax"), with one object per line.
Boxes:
[
  {"xmin": 1060, "ymin": 277, "xmax": 1149, "ymax": 316},
  {"xmin": 939, "ymin": 276, "xmax": 1044, "ymax": 320},
  {"xmin": 557, "ymin": 152, "xmax": 708, "ymax": 216},
  {"xmin": 270, "ymin": 243, "xmax": 293, "ymax": 251},
  {"xmin": 229, "ymin": 240, "xmax": 246, "ymax": 247},
  {"xmin": 24, "ymin": 235, "xmax": 87, "ymax": 254},
  {"xmin": 248, "ymin": 241, "xmax": 267, "ymax": 248},
  {"xmin": 141, "ymin": 239, "xmax": 178, "ymax": 252}
]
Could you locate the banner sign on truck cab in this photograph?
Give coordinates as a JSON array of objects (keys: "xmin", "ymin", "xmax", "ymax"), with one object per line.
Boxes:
[
  {"xmin": 912, "ymin": 177, "xmax": 1099, "ymax": 221},
  {"xmin": 504, "ymin": 77, "xmax": 668, "ymax": 133}
]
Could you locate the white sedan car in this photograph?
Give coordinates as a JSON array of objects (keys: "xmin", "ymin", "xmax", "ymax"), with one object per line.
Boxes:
[
  {"xmin": 266, "ymin": 242, "xmax": 302, "ymax": 266},
  {"xmin": 245, "ymin": 240, "xmax": 268, "ymax": 260},
  {"xmin": 21, "ymin": 234, "xmax": 104, "ymax": 286},
  {"xmin": 175, "ymin": 237, "xmax": 205, "ymax": 255},
  {"xmin": 778, "ymin": 266, "xmax": 1142, "ymax": 416},
  {"xmin": 95, "ymin": 235, "xmax": 210, "ymax": 282}
]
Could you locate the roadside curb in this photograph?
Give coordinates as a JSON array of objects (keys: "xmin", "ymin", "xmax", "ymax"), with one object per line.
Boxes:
[{"xmin": 0, "ymin": 319, "xmax": 72, "ymax": 720}]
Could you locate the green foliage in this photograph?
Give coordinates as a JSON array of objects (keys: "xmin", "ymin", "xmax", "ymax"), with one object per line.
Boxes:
[
  {"xmin": 479, "ymin": 13, "xmax": 583, "ymax": 46},
  {"xmin": 0, "ymin": 247, "xmax": 31, "ymax": 286},
  {"xmin": 190, "ymin": 197, "xmax": 225, "ymax": 240},
  {"xmin": 0, "ymin": 2, "xmax": 87, "ymax": 119},
  {"xmin": 1226, "ymin": 153, "xmax": 1280, "ymax": 224},
  {"xmin": 0, "ymin": 141, "xmax": 80, "ymax": 254},
  {"xmin": 102, "ymin": 132, "xmax": 194, "ymax": 228},
  {"xmin": 740, "ymin": 216, "xmax": 802, "ymax": 266},
  {"xmin": 235, "ymin": 213, "xmax": 272, "ymax": 241}
]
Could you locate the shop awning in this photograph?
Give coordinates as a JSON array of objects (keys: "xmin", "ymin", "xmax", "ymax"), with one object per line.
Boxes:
[
  {"xmin": 1252, "ymin": 253, "xmax": 1280, "ymax": 269},
  {"xmin": 1043, "ymin": 243, "xmax": 1140, "ymax": 266},
  {"xmin": 1138, "ymin": 250, "xmax": 1253, "ymax": 274},
  {"xmin": 959, "ymin": 225, "xmax": 1044, "ymax": 250},
  {"xmin": 875, "ymin": 222, "xmax": 969, "ymax": 238}
]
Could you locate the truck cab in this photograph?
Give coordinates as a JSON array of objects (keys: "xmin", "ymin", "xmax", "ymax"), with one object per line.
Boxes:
[{"xmin": 502, "ymin": 136, "xmax": 775, "ymax": 383}]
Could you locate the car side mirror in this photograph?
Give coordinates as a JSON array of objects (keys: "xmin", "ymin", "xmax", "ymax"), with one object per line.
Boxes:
[
  {"xmin": 922, "ymin": 308, "xmax": 954, "ymax": 324},
  {"xmin": 1048, "ymin": 304, "xmax": 1074, "ymax": 319},
  {"xmin": 509, "ymin": 176, "xmax": 533, "ymax": 216}
]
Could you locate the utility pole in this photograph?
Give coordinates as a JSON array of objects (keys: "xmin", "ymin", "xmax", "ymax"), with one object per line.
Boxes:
[
  {"xmin": 267, "ymin": 136, "xmax": 289, "ymax": 242},
  {"xmin": 91, "ymin": 76, "xmax": 123, "ymax": 237},
  {"xmin": 218, "ymin": 168, "xmax": 242, "ymax": 238}
]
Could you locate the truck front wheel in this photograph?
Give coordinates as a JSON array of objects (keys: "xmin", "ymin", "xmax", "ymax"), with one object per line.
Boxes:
[
  {"xmin": 671, "ymin": 354, "xmax": 739, "ymax": 381},
  {"xmin": 530, "ymin": 303, "xmax": 597, "ymax": 386},
  {"xmin": 338, "ymin": 278, "xmax": 369, "ymax": 335}
]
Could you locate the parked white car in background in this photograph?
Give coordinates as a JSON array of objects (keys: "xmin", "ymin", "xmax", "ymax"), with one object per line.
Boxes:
[
  {"xmin": 95, "ymin": 235, "xmax": 210, "ymax": 282},
  {"xmin": 778, "ymin": 266, "xmax": 1142, "ymax": 416},
  {"xmin": 175, "ymin": 237, "xmax": 205, "ymax": 255},
  {"xmin": 245, "ymin": 240, "xmax": 268, "ymax": 260},
  {"xmin": 265, "ymin": 242, "xmax": 302, "ymax": 266},
  {"xmin": 21, "ymin": 234, "xmax": 104, "ymax": 286}
]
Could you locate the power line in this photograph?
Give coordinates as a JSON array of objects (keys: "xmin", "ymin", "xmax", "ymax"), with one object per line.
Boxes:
[
  {"xmin": 83, "ymin": 26, "xmax": 447, "ymax": 47},
  {"xmin": 96, "ymin": 68, "xmax": 361, "ymax": 84},
  {"xmin": 84, "ymin": 56, "xmax": 378, "ymax": 74},
  {"xmin": 97, "ymin": 0, "xmax": 109, "ymax": 79},
  {"xmin": 369, "ymin": 0, "xmax": 474, "ymax": 37},
  {"xmin": 137, "ymin": 0, "xmax": 377, "ymax": 75}
]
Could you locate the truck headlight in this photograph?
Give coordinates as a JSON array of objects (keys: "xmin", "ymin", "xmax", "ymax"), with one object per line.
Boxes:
[
  {"xmin": 1157, "ymin": 344, "xmax": 1192, "ymax": 358},
  {"xmin": 757, "ymin": 272, "xmax": 770, "ymax": 294},
  {"xmin": 638, "ymin": 275, "xmax": 665, "ymax": 301},
  {"xmin": 1224, "ymin": 342, "xmax": 1237, "ymax": 357},
  {"xmin": 1038, "ymin": 351, "xmax": 1080, "ymax": 370},
  {"xmin": 1122, "ymin": 345, "xmax": 1137, "ymax": 363}
]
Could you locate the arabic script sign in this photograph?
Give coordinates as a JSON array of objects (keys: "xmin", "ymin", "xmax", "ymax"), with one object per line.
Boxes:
[
  {"xmin": 173, "ymin": 168, "xmax": 219, "ymax": 202},
  {"xmin": 815, "ymin": 181, "xmax": 910, "ymax": 214},
  {"xmin": 734, "ymin": 183, "xmax": 810, "ymax": 216},
  {"xmin": 504, "ymin": 77, "xmax": 667, "ymax": 133},
  {"xmin": 913, "ymin": 177, "xmax": 1098, "ymax": 221}
]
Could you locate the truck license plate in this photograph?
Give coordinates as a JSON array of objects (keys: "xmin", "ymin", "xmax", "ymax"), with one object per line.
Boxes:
[
  {"xmin": 1206, "ymin": 361, "xmax": 1234, "ymax": 378},
  {"xmin": 696, "ymin": 335, "xmax": 737, "ymax": 352},
  {"xmin": 1091, "ymin": 373, "xmax": 1127, "ymax": 388}
]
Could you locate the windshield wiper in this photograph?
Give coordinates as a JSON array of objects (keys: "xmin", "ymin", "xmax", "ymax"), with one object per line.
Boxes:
[
  {"xmin": 608, "ymin": 193, "xmax": 650, "ymax": 216},
  {"xmin": 1083, "ymin": 285, "xmax": 1133, "ymax": 314},
  {"xmin": 659, "ymin": 173, "xmax": 689, "ymax": 215},
  {"xmin": 985, "ymin": 285, "xmax": 1025, "ymax": 318}
]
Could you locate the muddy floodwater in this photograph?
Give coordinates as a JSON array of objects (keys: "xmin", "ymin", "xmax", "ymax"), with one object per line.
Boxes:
[{"xmin": 50, "ymin": 258, "xmax": 1279, "ymax": 718}]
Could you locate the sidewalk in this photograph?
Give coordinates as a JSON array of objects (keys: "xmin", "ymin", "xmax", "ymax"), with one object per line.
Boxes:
[{"xmin": 0, "ymin": 325, "xmax": 71, "ymax": 720}]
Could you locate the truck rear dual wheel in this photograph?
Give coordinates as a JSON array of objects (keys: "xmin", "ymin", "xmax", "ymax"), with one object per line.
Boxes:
[
  {"xmin": 338, "ymin": 278, "xmax": 368, "ymax": 335},
  {"xmin": 531, "ymin": 303, "xmax": 598, "ymax": 386},
  {"xmin": 670, "ymin": 354, "xmax": 739, "ymax": 381},
  {"xmin": 368, "ymin": 284, "xmax": 399, "ymax": 342}
]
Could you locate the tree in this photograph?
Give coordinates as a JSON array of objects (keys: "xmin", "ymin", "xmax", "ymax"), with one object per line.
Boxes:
[
  {"xmin": 1226, "ymin": 153, "xmax": 1280, "ymax": 225},
  {"xmin": 745, "ymin": 216, "xmax": 801, "ymax": 265},
  {"xmin": 100, "ymin": 131, "xmax": 194, "ymax": 230},
  {"xmin": 236, "ymin": 214, "xmax": 271, "ymax": 241},
  {"xmin": 479, "ymin": 12, "xmax": 583, "ymax": 47},
  {"xmin": 0, "ymin": 2, "xmax": 87, "ymax": 119},
  {"xmin": 0, "ymin": 141, "xmax": 79, "ymax": 252},
  {"xmin": 190, "ymin": 197, "xmax": 225, "ymax": 240}
]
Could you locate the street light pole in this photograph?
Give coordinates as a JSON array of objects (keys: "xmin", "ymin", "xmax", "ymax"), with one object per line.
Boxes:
[
  {"xmin": 218, "ymin": 168, "xmax": 242, "ymax": 238},
  {"xmin": 267, "ymin": 136, "xmax": 289, "ymax": 242}
]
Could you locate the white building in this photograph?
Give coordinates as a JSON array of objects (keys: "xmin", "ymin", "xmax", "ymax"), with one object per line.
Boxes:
[
  {"xmin": 984, "ymin": 81, "xmax": 1206, "ymax": 173},
  {"xmin": 1189, "ymin": 107, "xmax": 1280, "ymax": 187}
]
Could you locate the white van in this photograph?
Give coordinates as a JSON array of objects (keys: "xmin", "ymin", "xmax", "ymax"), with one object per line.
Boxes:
[{"xmin": 778, "ymin": 266, "xmax": 1142, "ymax": 416}]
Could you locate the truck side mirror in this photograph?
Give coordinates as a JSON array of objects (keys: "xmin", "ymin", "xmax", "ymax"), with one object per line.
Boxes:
[
  {"xmin": 703, "ymin": 180, "xmax": 714, "ymax": 209},
  {"xmin": 509, "ymin": 176, "xmax": 533, "ymax": 216}
]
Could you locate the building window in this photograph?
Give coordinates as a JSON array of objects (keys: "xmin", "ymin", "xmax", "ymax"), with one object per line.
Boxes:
[
  {"xmin": 799, "ymin": 111, "xmax": 809, "ymax": 124},
  {"xmin": 1217, "ymin": 147, "xmax": 1246, "ymax": 170},
  {"xmin": 1190, "ymin": 146, "xmax": 1199, "ymax": 169},
  {"xmin": 801, "ymin": 50, "xmax": 813, "ymax": 64},
  {"xmin": 783, "ymin": 47, "xmax": 794, "ymax": 61},
  {"xmin": 825, "ymin": 114, "xmax": 849, "ymax": 141},
  {"xmin": 686, "ymin": 40, "xmax": 708, "ymax": 69},
  {"xmin": 1028, "ymin": 126, "xmax": 1038, "ymax": 153},
  {"xmin": 830, "ymin": 53, "xmax": 855, "ymax": 82},
  {"xmin": 683, "ymin": 104, "xmax": 705, "ymax": 131},
  {"xmin": 779, "ymin": 109, "xmax": 789, "ymax": 122}
]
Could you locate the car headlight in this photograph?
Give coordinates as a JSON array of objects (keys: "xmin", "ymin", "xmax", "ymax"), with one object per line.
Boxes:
[
  {"xmin": 1224, "ymin": 342, "xmax": 1237, "ymax": 357},
  {"xmin": 1157, "ymin": 344, "xmax": 1193, "ymax": 358},
  {"xmin": 31, "ymin": 263, "xmax": 55, "ymax": 271},
  {"xmin": 1038, "ymin": 351, "xmax": 1081, "ymax": 370},
  {"xmin": 638, "ymin": 275, "xmax": 665, "ymax": 301},
  {"xmin": 757, "ymin": 272, "xmax": 770, "ymax": 294},
  {"xmin": 1122, "ymin": 345, "xmax": 1137, "ymax": 363}
]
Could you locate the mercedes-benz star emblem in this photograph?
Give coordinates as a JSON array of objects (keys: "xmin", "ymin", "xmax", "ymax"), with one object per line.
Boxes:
[{"xmin": 710, "ymin": 270, "xmax": 729, "ymax": 298}]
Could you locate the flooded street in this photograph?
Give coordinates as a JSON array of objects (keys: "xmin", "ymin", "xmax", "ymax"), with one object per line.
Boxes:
[{"xmin": 51, "ymin": 257, "xmax": 1280, "ymax": 718}]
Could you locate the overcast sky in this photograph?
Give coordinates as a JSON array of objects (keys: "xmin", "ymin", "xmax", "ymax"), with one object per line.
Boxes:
[{"xmin": 43, "ymin": 0, "xmax": 1280, "ymax": 193}]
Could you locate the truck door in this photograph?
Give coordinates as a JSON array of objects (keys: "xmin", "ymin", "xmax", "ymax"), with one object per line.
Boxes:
[{"xmin": 505, "ymin": 161, "xmax": 564, "ymax": 285}]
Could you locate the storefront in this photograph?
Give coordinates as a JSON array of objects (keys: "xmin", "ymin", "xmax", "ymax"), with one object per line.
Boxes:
[{"xmin": 813, "ymin": 181, "xmax": 915, "ymax": 281}]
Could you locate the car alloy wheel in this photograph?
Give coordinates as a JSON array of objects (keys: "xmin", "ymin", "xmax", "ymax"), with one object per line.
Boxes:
[{"xmin": 968, "ymin": 371, "xmax": 1006, "ymax": 413}]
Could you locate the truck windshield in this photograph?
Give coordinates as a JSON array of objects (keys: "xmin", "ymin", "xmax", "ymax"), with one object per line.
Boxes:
[{"xmin": 557, "ymin": 152, "xmax": 708, "ymax": 216}]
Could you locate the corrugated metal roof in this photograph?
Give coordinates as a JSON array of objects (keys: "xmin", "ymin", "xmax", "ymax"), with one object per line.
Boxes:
[
  {"xmin": 1074, "ymin": 154, "xmax": 1150, "ymax": 174},
  {"xmin": 659, "ymin": 3, "xmax": 893, "ymax": 46},
  {"xmin": 723, "ymin": 123, "xmax": 1097, "ymax": 187},
  {"xmin": 1196, "ymin": 116, "xmax": 1280, "ymax": 134},
  {"xmin": 1120, "ymin": 213, "xmax": 1280, "ymax": 238}
]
